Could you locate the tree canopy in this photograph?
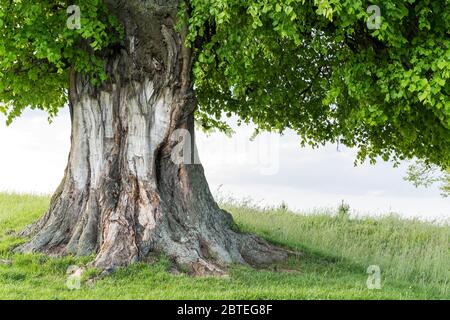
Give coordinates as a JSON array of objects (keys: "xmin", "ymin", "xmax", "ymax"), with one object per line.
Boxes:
[
  {"xmin": 1, "ymin": 0, "xmax": 449, "ymax": 168},
  {"xmin": 0, "ymin": 0, "xmax": 122, "ymax": 121}
]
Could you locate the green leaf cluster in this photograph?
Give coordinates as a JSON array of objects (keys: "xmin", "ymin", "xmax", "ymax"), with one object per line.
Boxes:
[
  {"xmin": 186, "ymin": 0, "xmax": 450, "ymax": 168},
  {"xmin": 0, "ymin": 0, "xmax": 122, "ymax": 123}
]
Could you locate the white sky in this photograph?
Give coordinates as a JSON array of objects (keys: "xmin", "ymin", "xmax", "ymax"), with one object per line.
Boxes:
[{"xmin": 0, "ymin": 107, "xmax": 448, "ymax": 221}]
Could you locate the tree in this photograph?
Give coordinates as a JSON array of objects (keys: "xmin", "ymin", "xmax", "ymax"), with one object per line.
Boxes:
[
  {"xmin": 406, "ymin": 162, "xmax": 450, "ymax": 198},
  {"xmin": 1, "ymin": 0, "xmax": 449, "ymax": 272}
]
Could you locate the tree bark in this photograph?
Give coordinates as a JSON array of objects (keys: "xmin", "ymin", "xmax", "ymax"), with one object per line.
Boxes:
[{"xmin": 18, "ymin": 0, "xmax": 287, "ymax": 274}]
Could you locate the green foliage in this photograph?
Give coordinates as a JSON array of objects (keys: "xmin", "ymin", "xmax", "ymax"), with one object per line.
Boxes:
[
  {"xmin": 0, "ymin": 193, "xmax": 448, "ymax": 299},
  {"xmin": 186, "ymin": 0, "xmax": 450, "ymax": 168},
  {"xmin": 0, "ymin": 0, "xmax": 122, "ymax": 124},
  {"xmin": 406, "ymin": 161, "xmax": 450, "ymax": 197},
  {"xmin": 1, "ymin": 1, "xmax": 450, "ymax": 168}
]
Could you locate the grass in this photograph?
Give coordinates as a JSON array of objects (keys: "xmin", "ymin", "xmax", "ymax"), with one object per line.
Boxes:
[{"xmin": 0, "ymin": 192, "xmax": 448, "ymax": 300}]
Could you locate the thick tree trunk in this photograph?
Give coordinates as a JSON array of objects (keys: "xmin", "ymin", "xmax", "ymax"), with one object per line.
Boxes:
[{"xmin": 18, "ymin": 1, "xmax": 287, "ymax": 273}]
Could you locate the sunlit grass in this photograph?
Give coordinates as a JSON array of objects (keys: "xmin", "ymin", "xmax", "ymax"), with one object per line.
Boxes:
[
  {"xmin": 0, "ymin": 193, "xmax": 448, "ymax": 300},
  {"xmin": 223, "ymin": 202, "xmax": 450, "ymax": 297}
]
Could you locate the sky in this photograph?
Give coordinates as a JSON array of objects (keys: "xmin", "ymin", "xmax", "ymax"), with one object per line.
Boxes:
[{"xmin": 0, "ymin": 107, "xmax": 448, "ymax": 221}]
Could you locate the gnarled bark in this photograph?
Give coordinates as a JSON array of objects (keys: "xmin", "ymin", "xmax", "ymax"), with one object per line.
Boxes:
[{"xmin": 17, "ymin": 0, "xmax": 288, "ymax": 273}]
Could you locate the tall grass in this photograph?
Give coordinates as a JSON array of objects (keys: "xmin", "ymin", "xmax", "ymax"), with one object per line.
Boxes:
[
  {"xmin": 0, "ymin": 193, "xmax": 50, "ymax": 254},
  {"xmin": 0, "ymin": 192, "xmax": 448, "ymax": 299},
  {"xmin": 222, "ymin": 201, "xmax": 450, "ymax": 295}
]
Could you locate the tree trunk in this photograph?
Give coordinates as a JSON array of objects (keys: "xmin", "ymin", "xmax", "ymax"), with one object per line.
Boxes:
[{"xmin": 18, "ymin": 1, "xmax": 287, "ymax": 274}]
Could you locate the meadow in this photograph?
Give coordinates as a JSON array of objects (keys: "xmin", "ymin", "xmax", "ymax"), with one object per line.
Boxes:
[{"xmin": 0, "ymin": 193, "xmax": 448, "ymax": 300}]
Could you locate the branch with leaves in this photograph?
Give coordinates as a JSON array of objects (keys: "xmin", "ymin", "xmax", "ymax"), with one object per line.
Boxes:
[{"xmin": 405, "ymin": 161, "xmax": 450, "ymax": 198}]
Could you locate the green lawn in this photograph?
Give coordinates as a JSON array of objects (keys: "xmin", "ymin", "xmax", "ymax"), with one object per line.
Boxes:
[{"xmin": 0, "ymin": 193, "xmax": 448, "ymax": 300}]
